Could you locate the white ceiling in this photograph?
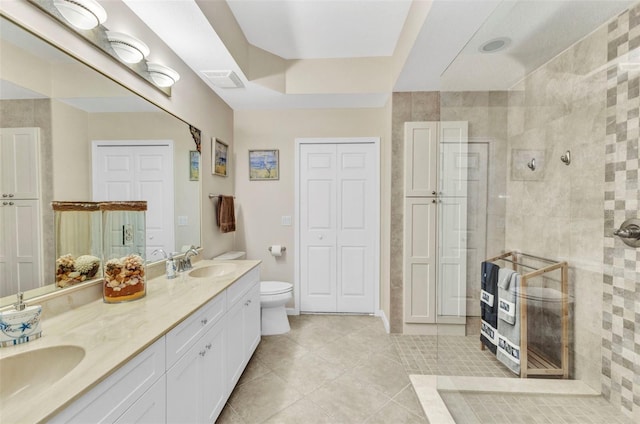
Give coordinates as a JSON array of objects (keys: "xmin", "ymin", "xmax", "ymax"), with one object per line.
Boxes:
[
  {"xmin": 226, "ymin": 0, "xmax": 413, "ymax": 59},
  {"xmin": 122, "ymin": 0, "xmax": 635, "ymax": 110},
  {"xmin": 3, "ymin": 0, "xmax": 636, "ymax": 111}
]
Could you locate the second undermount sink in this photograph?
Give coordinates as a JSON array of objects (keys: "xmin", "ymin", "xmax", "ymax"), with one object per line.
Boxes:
[
  {"xmin": 188, "ymin": 263, "xmax": 238, "ymax": 279},
  {"xmin": 0, "ymin": 345, "xmax": 85, "ymax": 399}
]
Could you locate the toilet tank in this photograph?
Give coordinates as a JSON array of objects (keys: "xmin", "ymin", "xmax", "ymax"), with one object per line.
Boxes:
[{"xmin": 213, "ymin": 251, "xmax": 246, "ymax": 260}]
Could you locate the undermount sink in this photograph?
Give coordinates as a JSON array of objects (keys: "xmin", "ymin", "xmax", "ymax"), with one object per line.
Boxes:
[
  {"xmin": 0, "ymin": 345, "xmax": 85, "ymax": 399},
  {"xmin": 189, "ymin": 263, "xmax": 237, "ymax": 279}
]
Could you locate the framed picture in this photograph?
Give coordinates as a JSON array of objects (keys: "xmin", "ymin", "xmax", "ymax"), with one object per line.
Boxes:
[
  {"xmin": 249, "ymin": 149, "xmax": 279, "ymax": 180},
  {"xmin": 213, "ymin": 138, "xmax": 228, "ymax": 177},
  {"xmin": 189, "ymin": 150, "xmax": 200, "ymax": 181}
]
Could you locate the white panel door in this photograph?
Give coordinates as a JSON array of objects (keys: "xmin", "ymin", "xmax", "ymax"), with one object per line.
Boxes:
[
  {"xmin": 404, "ymin": 122, "xmax": 437, "ymax": 197},
  {"xmin": 465, "ymin": 143, "xmax": 488, "ymax": 317},
  {"xmin": 0, "ymin": 199, "xmax": 42, "ymax": 296},
  {"xmin": 0, "ymin": 128, "xmax": 40, "ymax": 199},
  {"xmin": 300, "ymin": 144, "xmax": 337, "ymax": 312},
  {"xmin": 403, "ymin": 198, "xmax": 437, "ymax": 323},
  {"xmin": 300, "ymin": 142, "xmax": 376, "ymax": 313},
  {"xmin": 336, "ymin": 144, "xmax": 376, "ymax": 313},
  {"xmin": 438, "ymin": 122, "xmax": 468, "ymax": 319},
  {"xmin": 92, "ymin": 142, "xmax": 174, "ymax": 259}
]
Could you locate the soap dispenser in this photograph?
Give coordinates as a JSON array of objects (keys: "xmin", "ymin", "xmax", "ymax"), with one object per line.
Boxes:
[{"xmin": 0, "ymin": 292, "xmax": 43, "ymax": 347}]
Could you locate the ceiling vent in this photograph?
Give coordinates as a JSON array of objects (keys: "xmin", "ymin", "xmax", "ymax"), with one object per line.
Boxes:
[{"xmin": 201, "ymin": 70, "xmax": 244, "ymax": 88}]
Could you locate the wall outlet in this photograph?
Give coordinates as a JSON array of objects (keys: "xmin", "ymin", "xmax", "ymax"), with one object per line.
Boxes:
[
  {"xmin": 178, "ymin": 216, "xmax": 188, "ymax": 226},
  {"xmin": 281, "ymin": 215, "xmax": 292, "ymax": 226}
]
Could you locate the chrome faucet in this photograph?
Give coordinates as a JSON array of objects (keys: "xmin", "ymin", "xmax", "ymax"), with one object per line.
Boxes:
[{"xmin": 180, "ymin": 247, "xmax": 199, "ymax": 271}]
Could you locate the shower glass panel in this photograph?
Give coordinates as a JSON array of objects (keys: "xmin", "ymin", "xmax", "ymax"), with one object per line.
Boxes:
[
  {"xmin": 429, "ymin": 1, "xmax": 636, "ymax": 423},
  {"xmin": 436, "ymin": 123, "xmax": 468, "ymax": 323}
]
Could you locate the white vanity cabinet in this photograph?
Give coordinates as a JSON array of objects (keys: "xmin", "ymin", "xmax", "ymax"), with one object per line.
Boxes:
[
  {"xmin": 49, "ymin": 338, "xmax": 166, "ymax": 424},
  {"xmin": 166, "ymin": 318, "xmax": 227, "ymax": 423},
  {"xmin": 49, "ymin": 264, "xmax": 261, "ymax": 424},
  {"xmin": 114, "ymin": 375, "xmax": 166, "ymax": 424},
  {"xmin": 226, "ymin": 268, "xmax": 261, "ymax": 390}
]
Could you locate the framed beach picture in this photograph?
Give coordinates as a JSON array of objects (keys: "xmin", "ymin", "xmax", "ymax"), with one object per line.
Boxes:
[
  {"xmin": 189, "ymin": 150, "xmax": 200, "ymax": 181},
  {"xmin": 213, "ymin": 138, "xmax": 228, "ymax": 177},
  {"xmin": 249, "ymin": 149, "xmax": 279, "ymax": 180}
]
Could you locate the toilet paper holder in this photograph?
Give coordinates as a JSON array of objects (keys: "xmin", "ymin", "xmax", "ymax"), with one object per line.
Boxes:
[{"xmin": 268, "ymin": 246, "xmax": 286, "ymax": 253}]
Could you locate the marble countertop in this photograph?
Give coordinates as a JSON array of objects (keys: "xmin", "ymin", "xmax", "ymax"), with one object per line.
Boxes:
[{"xmin": 0, "ymin": 259, "xmax": 261, "ymax": 424}]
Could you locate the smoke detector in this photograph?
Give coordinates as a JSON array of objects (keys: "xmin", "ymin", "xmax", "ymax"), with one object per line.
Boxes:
[{"xmin": 202, "ymin": 70, "xmax": 244, "ymax": 88}]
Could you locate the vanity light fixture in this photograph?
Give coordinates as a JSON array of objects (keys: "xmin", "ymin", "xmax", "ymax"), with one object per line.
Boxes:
[
  {"xmin": 53, "ymin": 0, "xmax": 107, "ymax": 30},
  {"xmin": 106, "ymin": 31, "xmax": 150, "ymax": 64},
  {"xmin": 147, "ymin": 62, "xmax": 180, "ymax": 88}
]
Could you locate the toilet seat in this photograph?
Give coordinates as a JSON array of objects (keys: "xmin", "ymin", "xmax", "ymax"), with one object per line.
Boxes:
[{"xmin": 261, "ymin": 281, "xmax": 293, "ymax": 295}]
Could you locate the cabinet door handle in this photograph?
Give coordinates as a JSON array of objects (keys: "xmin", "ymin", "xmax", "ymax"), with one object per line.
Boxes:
[
  {"xmin": 8, "ymin": 194, "xmax": 14, "ymax": 198},
  {"xmin": 206, "ymin": 343, "xmax": 212, "ymax": 350},
  {"xmin": 1, "ymin": 194, "xmax": 6, "ymax": 198},
  {"xmin": 432, "ymin": 191, "xmax": 436, "ymax": 195},
  {"xmin": 8, "ymin": 202, "xmax": 14, "ymax": 206},
  {"xmin": 199, "ymin": 350, "xmax": 206, "ymax": 357},
  {"xmin": 2, "ymin": 202, "xmax": 7, "ymax": 206},
  {"xmin": 201, "ymin": 318, "xmax": 208, "ymax": 325}
]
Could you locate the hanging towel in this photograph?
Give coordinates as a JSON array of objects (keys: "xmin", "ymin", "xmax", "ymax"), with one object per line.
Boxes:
[
  {"xmin": 216, "ymin": 195, "xmax": 236, "ymax": 233},
  {"xmin": 480, "ymin": 261, "xmax": 500, "ymax": 354},
  {"xmin": 497, "ymin": 270, "xmax": 521, "ymax": 375}
]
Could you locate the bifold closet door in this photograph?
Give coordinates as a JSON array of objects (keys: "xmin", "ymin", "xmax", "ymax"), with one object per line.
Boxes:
[
  {"xmin": 92, "ymin": 142, "xmax": 175, "ymax": 259},
  {"xmin": 300, "ymin": 143, "xmax": 376, "ymax": 313}
]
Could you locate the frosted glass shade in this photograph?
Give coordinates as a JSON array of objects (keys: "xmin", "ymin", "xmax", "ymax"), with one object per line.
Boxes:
[
  {"xmin": 147, "ymin": 63, "xmax": 180, "ymax": 87},
  {"xmin": 106, "ymin": 31, "xmax": 150, "ymax": 64},
  {"xmin": 53, "ymin": 0, "xmax": 107, "ymax": 30}
]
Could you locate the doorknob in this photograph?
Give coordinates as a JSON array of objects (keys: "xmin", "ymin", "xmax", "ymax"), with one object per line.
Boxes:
[{"xmin": 318, "ymin": 235, "xmax": 323, "ymax": 240}]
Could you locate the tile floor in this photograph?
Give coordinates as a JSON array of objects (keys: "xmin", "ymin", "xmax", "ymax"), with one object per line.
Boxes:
[
  {"xmin": 216, "ymin": 314, "xmax": 632, "ymax": 424},
  {"xmin": 217, "ymin": 314, "xmax": 428, "ymax": 424}
]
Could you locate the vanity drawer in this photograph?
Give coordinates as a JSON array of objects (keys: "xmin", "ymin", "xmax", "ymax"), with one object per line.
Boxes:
[
  {"xmin": 226, "ymin": 267, "xmax": 260, "ymax": 308},
  {"xmin": 165, "ymin": 292, "xmax": 226, "ymax": 369},
  {"xmin": 50, "ymin": 338, "xmax": 165, "ymax": 424}
]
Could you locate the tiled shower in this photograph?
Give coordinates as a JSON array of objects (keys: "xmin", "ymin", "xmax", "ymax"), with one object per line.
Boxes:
[{"xmin": 390, "ymin": 2, "xmax": 639, "ymax": 421}]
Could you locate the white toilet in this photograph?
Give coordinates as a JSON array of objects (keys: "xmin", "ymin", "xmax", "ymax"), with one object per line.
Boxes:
[{"xmin": 213, "ymin": 251, "xmax": 293, "ymax": 336}]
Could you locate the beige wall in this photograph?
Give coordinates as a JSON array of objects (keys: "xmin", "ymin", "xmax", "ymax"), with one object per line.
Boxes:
[
  {"xmin": 51, "ymin": 100, "xmax": 90, "ymax": 200},
  {"xmin": 234, "ymin": 107, "xmax": 391, "ymax": 314}
]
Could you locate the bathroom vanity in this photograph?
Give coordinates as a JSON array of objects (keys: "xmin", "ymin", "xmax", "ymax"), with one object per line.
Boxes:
[{"xmin": 0, "ymin": 259, "xmax": 261, "ymax": 423}]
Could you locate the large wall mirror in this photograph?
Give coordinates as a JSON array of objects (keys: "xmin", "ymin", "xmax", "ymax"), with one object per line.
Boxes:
[{"xmin": 0, "ymin": 16, "xmax": 201, "ymax": 305}]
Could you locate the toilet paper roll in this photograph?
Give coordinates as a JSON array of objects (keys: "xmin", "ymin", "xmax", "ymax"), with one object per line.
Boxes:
[{"xmin": 270, "ymin": 245, "xmax": 283, "ymax": 257}]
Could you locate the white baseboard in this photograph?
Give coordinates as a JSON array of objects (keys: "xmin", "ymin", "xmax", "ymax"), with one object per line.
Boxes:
[{"xmin": 376, "ymin": 309, "xmax": 390, "ymax": 334}]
